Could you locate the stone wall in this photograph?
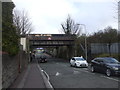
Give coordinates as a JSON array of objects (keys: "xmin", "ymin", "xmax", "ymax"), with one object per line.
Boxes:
[
  {"xmin": 0, "ymin": 54, "xmax": 2, "ymax": 90},
  {"xmin": 2, "ymin": 51, "xmax": 28, "ymax": 88}
]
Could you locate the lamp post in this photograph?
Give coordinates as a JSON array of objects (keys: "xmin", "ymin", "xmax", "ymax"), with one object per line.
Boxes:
[{"xmin": 77, "ymin": 24, "xmax": 87, "ymax": 60}]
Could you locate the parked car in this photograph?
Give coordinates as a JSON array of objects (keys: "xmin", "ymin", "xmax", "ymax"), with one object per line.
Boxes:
[
  {"xmin": 90, "ymin": 57, "xmax": 120, "ymax": 77},
  {"xmin": 70, "ymin": 57, "xmax": 88, "ymax": 67}
]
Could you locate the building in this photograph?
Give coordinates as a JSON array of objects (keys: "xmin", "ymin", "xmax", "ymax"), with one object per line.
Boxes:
[{"xmin": 20, "ymin": 37, "xmax": 27, "ymax": 51}]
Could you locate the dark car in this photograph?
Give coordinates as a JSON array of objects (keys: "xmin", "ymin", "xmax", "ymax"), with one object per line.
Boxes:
[
  {"xmin": 38, "ymin": 55, "xmax": 47, "ymax": 63},
  {"xmin": 90, "ymin": 57, "xmax": 120, "ymax": 76}
]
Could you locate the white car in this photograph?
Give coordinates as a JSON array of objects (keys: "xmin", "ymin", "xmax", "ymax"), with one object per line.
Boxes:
[{"xmin": 70, "ymin": 57, "xmax": 88, "ymax": 67}]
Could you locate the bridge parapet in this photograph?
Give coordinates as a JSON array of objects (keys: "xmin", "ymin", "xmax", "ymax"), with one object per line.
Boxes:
[
  {"xmin": 29, "ymin": 34, "xmax": 75, "ymax": 47},
  {"xmin": 29, "ymin": 34, "xmax": 75, "ymax": 41}
]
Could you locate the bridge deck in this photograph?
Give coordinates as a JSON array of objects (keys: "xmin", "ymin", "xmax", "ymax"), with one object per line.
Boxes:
[{"xmin": 29, "ymin": 34, "xmax": 75, "ymax": 47}]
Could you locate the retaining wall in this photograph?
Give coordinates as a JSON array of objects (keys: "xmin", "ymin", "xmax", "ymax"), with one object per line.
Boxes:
[{"xmin": 2, "ymin": 51, "xmax": 28, "ymax": 88}]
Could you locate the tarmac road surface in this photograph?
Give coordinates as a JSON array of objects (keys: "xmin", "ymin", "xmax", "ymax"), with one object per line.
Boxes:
[{"xmin": 39, "ymin": 58, "xmax": 120, "ymax": 89}]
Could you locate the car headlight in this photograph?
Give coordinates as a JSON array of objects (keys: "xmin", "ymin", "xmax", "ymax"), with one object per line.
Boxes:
[{"xmin": 112, "ymin": 67, "xmax": 119, "ymax": 70}]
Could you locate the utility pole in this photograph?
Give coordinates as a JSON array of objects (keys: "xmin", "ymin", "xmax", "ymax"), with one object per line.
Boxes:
[{"xmin": 77, "ymin": 24, "xmax": 87, "ymax": 60}]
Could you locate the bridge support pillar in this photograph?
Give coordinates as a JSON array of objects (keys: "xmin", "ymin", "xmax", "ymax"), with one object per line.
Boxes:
[
  {"xmin": 55, "ymin": 47, "xmax": 59, "ymax": 58},
  {"xmin": 67, "ymin": 45, "xmax": 74, "ymax": 59}
]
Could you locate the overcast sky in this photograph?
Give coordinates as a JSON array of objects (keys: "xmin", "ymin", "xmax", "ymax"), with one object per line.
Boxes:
[{"xmin": 12, "ymin": 0, "xmax": 118, "ymax": 34}]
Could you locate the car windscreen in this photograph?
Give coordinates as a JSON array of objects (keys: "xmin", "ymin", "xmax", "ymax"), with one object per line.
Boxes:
[
  {"xmin": 75, "ymin": 58, "xmax": 85, "ymax": 61},
  {"xmin": 104, "ymin": 58, "xmax": 119, "ymax": 63}
]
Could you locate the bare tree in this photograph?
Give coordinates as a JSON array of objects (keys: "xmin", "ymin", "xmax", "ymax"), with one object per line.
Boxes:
[
  {"xmin": 60, "ymin": 15, "xmax": 81, "ymax": 59},
  {"xmin": 61, "ymin": 15, "xmax": 81, "ymax": 36},
  {"xmin": 13, "ymin": 10, "xmax": 33, "ymax": 36}
]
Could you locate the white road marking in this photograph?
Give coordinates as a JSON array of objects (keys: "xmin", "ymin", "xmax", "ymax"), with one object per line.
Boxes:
[
  {"xmin": 82, "ymin": 68, "xmax": 88, "ymax": 70},
  {"xmin": 73, "ymin": 68, "xmax": 95, "ymax": 75},
  {"xmin": 100, "ymin": 76, "xmax": 120, "ymax": 82},
  {"xmin": 37, "ymin": 64, "xmax": 54, "ymax": 89},
  {"xmin": 73, "ymin": 70, "xmax": 80, "ymax": 74},
  {"xmin": 55, "ymin": 72, "xmax": 61, "ymax": 76}
]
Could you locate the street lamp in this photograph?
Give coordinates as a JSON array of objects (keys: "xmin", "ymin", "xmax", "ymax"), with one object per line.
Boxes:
[{"xmin": 77, "ymin": 24, "xmax": 87, "ymax": 60}]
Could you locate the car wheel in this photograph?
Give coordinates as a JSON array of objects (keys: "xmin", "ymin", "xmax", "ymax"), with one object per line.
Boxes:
[
  {"xmin": 75, "ymin": 64, "xmax": 77, "ymax": 68},
  {"xmin": 91, "ymin": 66, "xmax": 95, "ymax": 72},
  {"xmin": 106, "ymin": 69, "xmax": 111, "ymax": 77}
]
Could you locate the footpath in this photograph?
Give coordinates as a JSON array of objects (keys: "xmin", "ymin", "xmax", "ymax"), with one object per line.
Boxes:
[{"xmin": 9, "ymin": 60, "xmax": 53, "ymax": 89}]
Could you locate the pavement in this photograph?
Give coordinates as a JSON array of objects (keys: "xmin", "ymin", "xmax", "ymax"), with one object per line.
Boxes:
[{"xmin": 9, "ymin": 59, "xmax": 53, "ymax": 89}]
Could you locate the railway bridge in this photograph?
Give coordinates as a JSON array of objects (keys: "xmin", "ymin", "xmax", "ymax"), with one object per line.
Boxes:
[{"xmin": 28, "ymin": 34, "xmax": 75, "ymax": 58}]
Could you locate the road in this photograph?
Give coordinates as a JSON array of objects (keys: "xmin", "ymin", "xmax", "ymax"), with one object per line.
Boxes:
[{"xmin": 38, "ymin": 57, "xmax": 120, "ymax": 89}]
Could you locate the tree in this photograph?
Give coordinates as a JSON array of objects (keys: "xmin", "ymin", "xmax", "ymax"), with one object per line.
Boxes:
[
  {"xmin": 61, "ymin": 15, "xmax": 81, "ymax": 36},
  {"xmin": 88, "ymin": 26, "xmax": 117, "ymax": 43},
  {"xmin": 87, "ymin": 26, "xmax": 118, "ymax": 56},
  {"xmin": 2, "ymin": 2, "xmax": 19, "ymax": 55},
  {"xmin": 103, "ymin": 26, "xmax": 118, "ymax": 55},
  {"xmin": 60, "ymin": 15, "xmax": 82, "ymax": 59},
  {"xmin": 13, "ymin": 10, "xmax": 33, "ymax": 36}
]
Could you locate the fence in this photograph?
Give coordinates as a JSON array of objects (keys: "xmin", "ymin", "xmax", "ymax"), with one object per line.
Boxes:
[{"xmin": 91, "ymin": 43, "xmax": 120, "ymax": 54}]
